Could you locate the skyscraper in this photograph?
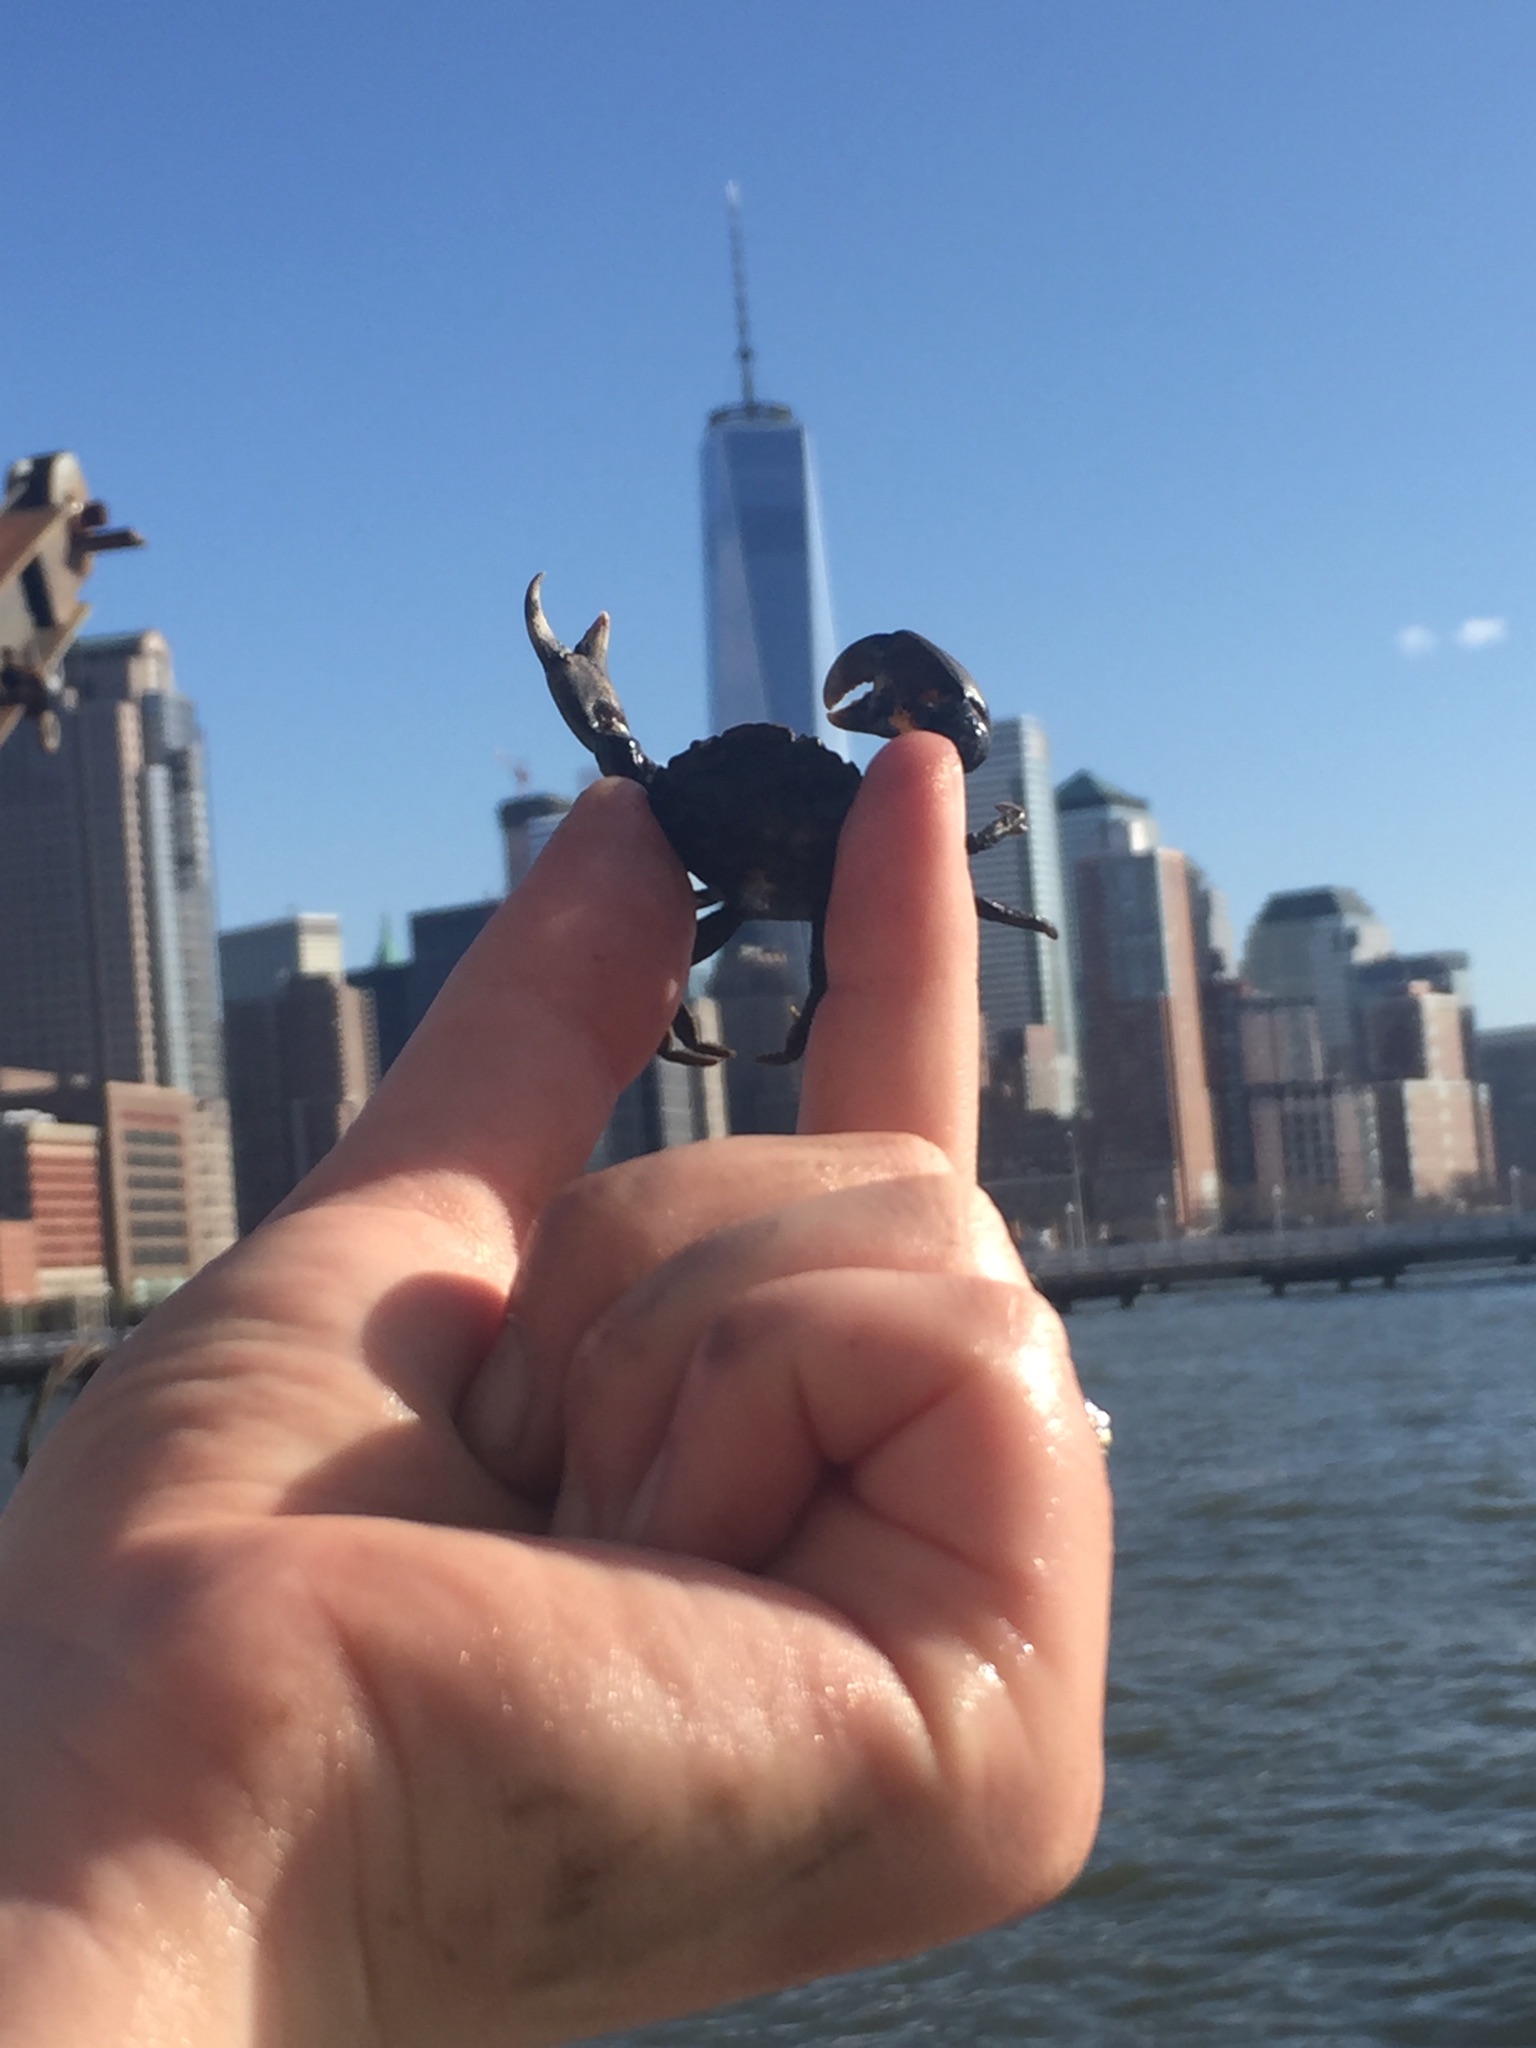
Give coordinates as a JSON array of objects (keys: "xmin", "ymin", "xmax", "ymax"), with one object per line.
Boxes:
[
  {"xmin": 1242, "ymin": 888, "xmax": 1393, "ymax": 1077},
  {"xmin": 220, "ymin": 915, "xmax": 376, "ymax": 1233},
  {"xmin": 591, "ymin": 996, "xmax": 730, "ymax": 1168},
  {"xmin": 700, "ymin": 189, "xmax": 837, "ymax": 745},
  {"xmin": 220, "ymin": 912, "xmax": 345, "ymax": 1001},
  {"xmin": 1056, "ymin": 771, "xmax": 1220, "ymax": 1229},
  {"xmin": 499, "ymin": 792, "xmax": 572, "ymax": 894},
  {"xmin": 344, "ymin": 899, "xmax": 500, "ymax": 1075},
  {"xmin": 1053, "ymin": 770, "xmax": 1159, "ymax": 1035},
  {"xmin": 1352, "ymin": 950, "xmax": 1476, "ymax": 1083},
  {"xmin": 701, "ymin": 406, "xmax": 838, "ymax": 740},
  {"xmin": 1055, "ymin": 770, "xmax": 1158, "ymax": 869},
  {"xmin": 1349, "ymin": 959, "xmax": 1493, "ymax": 1205},
  {"xmin": 0, "ymin": 630, "xmax": 236, "ymax": 1266},
  {"xmin": 1234, "ymin": 995, "xmax": 1384, "ymax": 1220},
  {"xmin": 1479, "ymin": 1025, "xmax": 1536, "ymax": 1179},
  {"xmin": 965, "ymin": 716, "xmax": 1079, "ymax": 1116},
  {"xmin": 700, "ymin": 189, "xmax": 837, "ymax": 1128}
]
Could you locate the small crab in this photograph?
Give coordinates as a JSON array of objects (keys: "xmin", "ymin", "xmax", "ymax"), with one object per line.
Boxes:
[{"xmin": 525, "ymin": 573, "xmax": 1057, "ymax": 1066}]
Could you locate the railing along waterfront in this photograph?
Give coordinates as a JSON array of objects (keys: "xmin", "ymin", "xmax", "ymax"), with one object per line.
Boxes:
[
  {"xmin": 1024, "ymin": 1212, "xmax": 1536, "ymax": 1309},
  {"xmin": 0, "ymin": 1327, "xmax": 118, "ymax": 1388},
  {"xmin": 4, "ymin": 1215, "xmax": 1533, "ymax": 1377}
]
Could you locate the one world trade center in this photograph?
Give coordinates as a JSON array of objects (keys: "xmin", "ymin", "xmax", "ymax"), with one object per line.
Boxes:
[
  {"xmin": 700, "ymin": 189, "xmax": 838, "ymax": 743},
  {"xmin": 699, "ymin": 188, "xmax": 838, "ymax": 1126}
]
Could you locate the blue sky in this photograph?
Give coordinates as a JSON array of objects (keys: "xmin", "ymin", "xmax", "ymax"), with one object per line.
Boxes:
[{"xmin": 11, "ymin": 1, "xmax": 1534, "ymax": 1022}]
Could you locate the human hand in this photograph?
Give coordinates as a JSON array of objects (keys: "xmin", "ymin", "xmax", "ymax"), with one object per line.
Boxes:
[{"xmin": 0, "ymin": 733, "xmax": 1111, "ymax": 2047}]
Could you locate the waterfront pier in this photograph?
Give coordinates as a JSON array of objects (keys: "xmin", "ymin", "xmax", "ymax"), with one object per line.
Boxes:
[{"xmin": 1027, "ymin": 1213, "xmax": 1536, "ymax": 1310}]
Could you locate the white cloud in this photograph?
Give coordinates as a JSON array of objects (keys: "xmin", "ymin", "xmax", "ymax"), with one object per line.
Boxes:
[
  {"xmin": 1396, "ymin": 624, "xmax": 1437, "ymax": 658},
  {"xmin": 1454, "ymin": 616, "xmax": 1508, "ymax": 650}
]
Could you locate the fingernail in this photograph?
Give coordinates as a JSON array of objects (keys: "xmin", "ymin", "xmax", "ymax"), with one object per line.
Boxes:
[
  {"xmin": 460, "ymin": 1321, "xmax": 532, "ymax": 1461},
  {"xmin": 551, "ymin": 1476, "xmax": 592, "ymax": 1540},
  {"xmin": 619, "ymin": 1438, "xmax": 674, "ymax": 1546}
]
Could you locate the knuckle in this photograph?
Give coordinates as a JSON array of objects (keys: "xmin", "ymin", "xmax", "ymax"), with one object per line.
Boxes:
[
  {"xmin": 838, "ymin": 1131, "xmax": 954, "ymax": 1182},
  {"xmin": 873, "ymin": 1173, "xmax": 1023, "ymax": 1280},
  {"xmin": 526, "ymin": 1162, "xmax": 666, "ymax": 1288},
  {"xmin": 967, "ymin": 1187, "xmax": 1030, "ymax": 1281}
]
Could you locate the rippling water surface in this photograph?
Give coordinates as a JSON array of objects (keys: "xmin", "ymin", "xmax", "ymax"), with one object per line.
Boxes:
[{"xmin": 4, "ymin": 1272, "xmax": 1533, "ymax": 2042}]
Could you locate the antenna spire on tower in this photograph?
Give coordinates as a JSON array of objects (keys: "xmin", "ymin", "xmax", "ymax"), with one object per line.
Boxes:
[{"xmin": 725, "ymin": 180, "xmax": 757, "ymax": 410}]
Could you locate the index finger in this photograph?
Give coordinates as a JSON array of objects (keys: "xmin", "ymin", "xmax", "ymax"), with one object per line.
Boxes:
[
  {"xmin": 285, "ymin": 775, "xmax": 694, "ymax": 1263},
  {"xmin": 798, "ymin": 732, "xmax": 980, "ymax": 1174}
]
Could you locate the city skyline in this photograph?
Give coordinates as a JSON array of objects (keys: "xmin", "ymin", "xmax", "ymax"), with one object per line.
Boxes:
[
  {"xmin": 9, "ymin": 4, "xmax": 1536, "ymax": 1027},
  {"xmin": 1, "ymin": 617, "xmax": 1514, "ymax": 1250}
]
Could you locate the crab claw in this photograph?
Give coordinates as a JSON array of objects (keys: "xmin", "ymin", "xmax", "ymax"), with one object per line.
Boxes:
[
  {"xmin": 822, "ymin": 629, "xmax": 991, "ymax": 773},
  {"xmin": 524, "ymin": 574, "xmax": 653, "ymax": 785}
]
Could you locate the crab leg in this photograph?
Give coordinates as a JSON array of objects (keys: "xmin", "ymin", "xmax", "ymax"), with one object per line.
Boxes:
[
  {"xmin": 658, "ymin": 1002, "xmax": 734, "ymax": 1067},
  {"xmin": 975, "ymin": 895, "xmax": 1058, "ymax": 940},
  {"xmin": 965, "ymin": 802, "xmax": 1028, "ymax": 858},
  {"xmin": 967, "ymin": 804, "xmax": 1055, "ymax": 935},
  {"xmin": 652, "ymin": 907, "xmax": 744, "ymax": 1067},
  {"xmin": 760, "ymin": 919, "xmax": 828, "ymax": 1067},
  {"xmin": 689, "ymin": 904, "xmax": 741, "ymax": 965}
]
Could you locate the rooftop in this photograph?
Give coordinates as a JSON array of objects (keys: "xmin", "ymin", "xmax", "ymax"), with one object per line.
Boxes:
[
  {"xmin": 1055, "ymin": 769, "xmax": 1150, "ymax": 814},
  {"xmin": 1255, "ymin": 887, "xmax": 1378, "ymax": 924},
  {"xmin": 706, "ymin": 401, "xmax": 796, "ymax": 428}
]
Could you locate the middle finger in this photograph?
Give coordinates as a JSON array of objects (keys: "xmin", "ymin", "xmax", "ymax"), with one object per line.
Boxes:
[
  {"xmin": 548, "ymin": 1170, "xmax": 1022, "ymax": 1541},
  {"xmin": 457, "ymin": 1131, "xmax": 951, "ymax": 1500}
]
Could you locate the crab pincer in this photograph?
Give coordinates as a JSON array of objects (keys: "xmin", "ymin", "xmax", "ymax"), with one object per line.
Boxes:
[{"xmin": 822, "ymin": 629, "xmax": 992, "ymax": 771}]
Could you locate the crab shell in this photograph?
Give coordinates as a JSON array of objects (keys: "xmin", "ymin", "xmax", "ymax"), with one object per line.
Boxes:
[{"xmin": 647, "ymin": 724, "xmax": 862, "ymax": 921}]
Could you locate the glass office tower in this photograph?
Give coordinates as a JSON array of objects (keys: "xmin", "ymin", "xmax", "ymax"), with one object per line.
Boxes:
[
  {"xmin": 699, "ymin": 400, "xmax": 838, "ymax": 1128},
  {"xmin": 0, "ymin": 629, "xmax": 237, "ymax": 1264},
  {"xmin": 0, "ymin": 631, "xmax": 225, "ymax": 1099},
  {"xmin": 700, "ymin": 402, "xmax": 838, "ymax": 741},
  {"xmin": 967, "ymin": 716, "xmax": 1080, "ymax": 1117}
]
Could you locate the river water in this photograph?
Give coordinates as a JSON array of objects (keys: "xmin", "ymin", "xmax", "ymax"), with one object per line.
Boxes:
[
  {"xmin": 600, "ymin": 1271, "xmax": 1536, "ymax": 2047},
  {"xmin": 3, "ymin": 1271, "xmax": 1533, "ymax": 2042}
]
